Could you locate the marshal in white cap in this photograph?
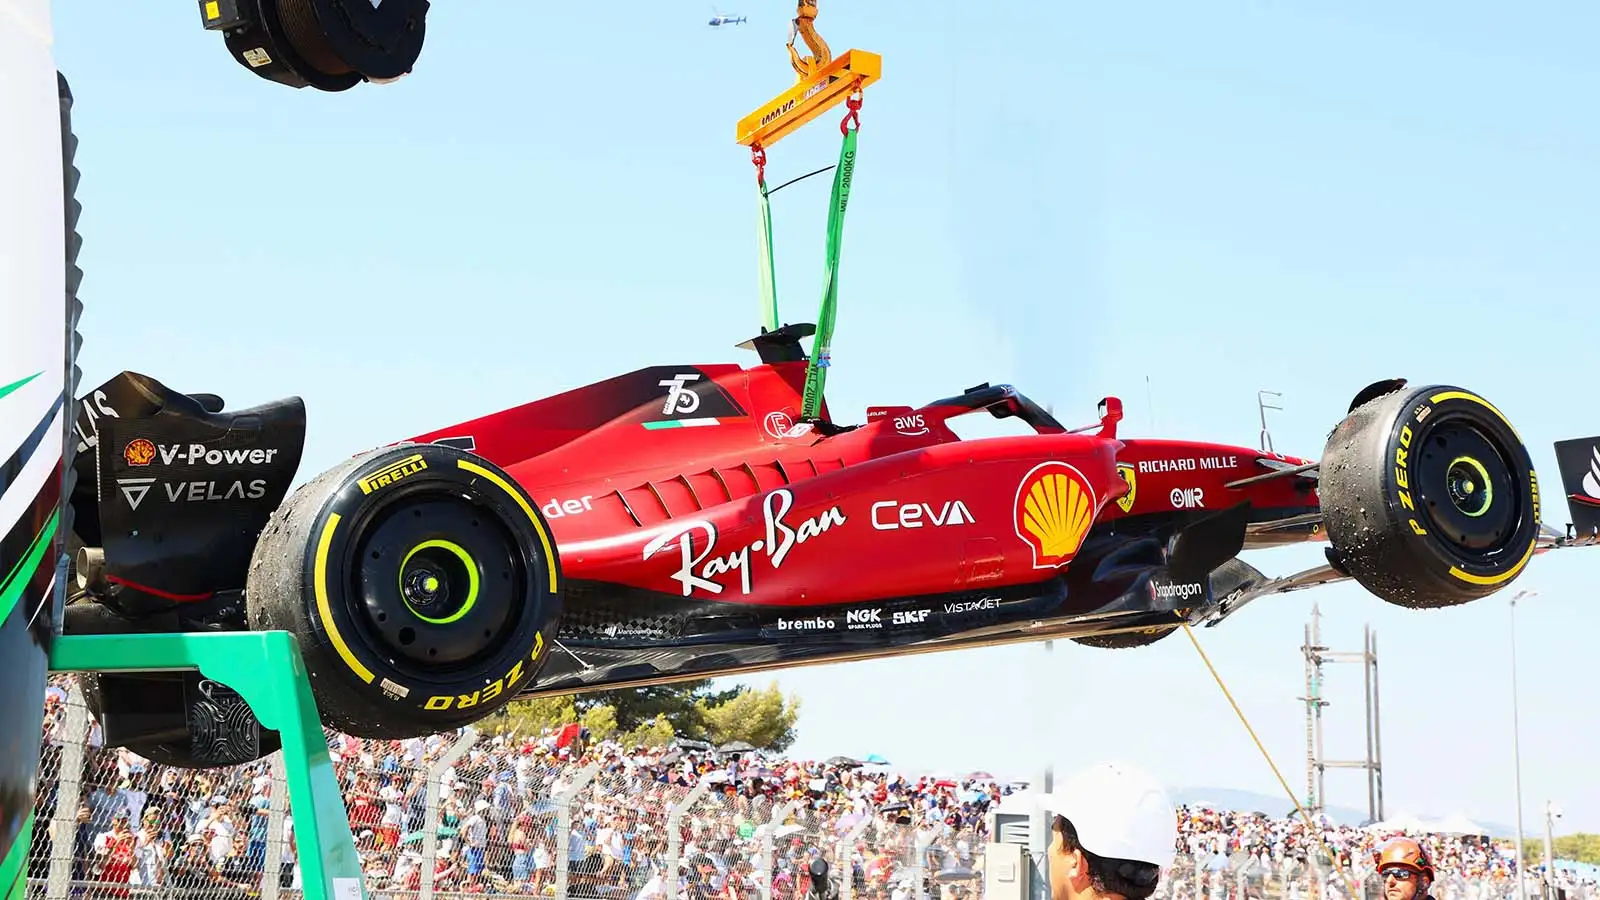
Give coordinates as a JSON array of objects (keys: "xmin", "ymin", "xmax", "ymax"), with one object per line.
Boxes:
[{"xmin": 1034, "ymin": 760, "xmax": 1177, "ymax": 870}]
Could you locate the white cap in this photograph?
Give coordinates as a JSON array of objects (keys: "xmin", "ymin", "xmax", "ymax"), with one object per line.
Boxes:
[{"xmin": 1034, "ymin": 760, "xmax": 1177, "ymax": 869}]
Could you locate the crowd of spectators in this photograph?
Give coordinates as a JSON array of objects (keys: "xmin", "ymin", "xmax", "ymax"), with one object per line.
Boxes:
[
  {"xmin": 25, "ymin": 677, "xmax": 1595, "ymax": 900},
  {"xmin": 1175, "ymin": 806, "xmax": 1521, "ymax": 878},
  {"xmin": 1165, "ymin": 805, "xmax": 1599, "ymax": 900}
]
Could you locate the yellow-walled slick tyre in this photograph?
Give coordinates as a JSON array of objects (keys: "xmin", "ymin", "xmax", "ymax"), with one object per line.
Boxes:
[
  {"xmin": 1071, "ymin": 626, "xmax": 1173, "ymax": 650},
  {"xmin": 246, "ymin": 442, "xmax": 562, "ymax": 739},
  {"xmin": 1320, "ymin": 383, "xmax": 1540, "ymax": 609}
]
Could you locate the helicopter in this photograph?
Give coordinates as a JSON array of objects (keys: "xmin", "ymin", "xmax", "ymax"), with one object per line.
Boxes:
[{"xmin": 709, "ymin": 7, "xmax": 747, "ymax": 26}]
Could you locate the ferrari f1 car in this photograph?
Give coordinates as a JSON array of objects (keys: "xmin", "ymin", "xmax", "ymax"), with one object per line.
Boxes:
[{"xmin": 63, "ymin": 324, "xmax": 1600, "ymax": 768}]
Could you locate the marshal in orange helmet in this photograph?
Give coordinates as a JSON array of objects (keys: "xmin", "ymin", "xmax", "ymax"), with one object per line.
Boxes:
[{"xmin": 1374, "ymin": 837, "xmax": 1435, "ymax": 900}]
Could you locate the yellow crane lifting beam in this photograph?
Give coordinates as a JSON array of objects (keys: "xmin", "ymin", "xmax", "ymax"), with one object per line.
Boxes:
[{"xmin": 735, "ymin": 0, "xmax": 880, "ymax": 149}]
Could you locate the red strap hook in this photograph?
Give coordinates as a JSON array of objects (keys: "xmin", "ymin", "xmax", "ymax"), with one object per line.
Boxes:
[
  {"xmin": 840, "ymin": 90, "xmax": 863, "ymax": 134},
  {"xmin": 751, "ymin": 144, "xmax": 768, "ymax": 182}
]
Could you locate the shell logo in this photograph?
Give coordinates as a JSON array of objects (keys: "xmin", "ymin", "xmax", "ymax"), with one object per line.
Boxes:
[
  {"xmin": 123, "ymin": 438, "xmax": 156, "ymax": 467},
  {"xmin": 1014, "ymin": 461, "xmax": 1099, "ymax": 570}
]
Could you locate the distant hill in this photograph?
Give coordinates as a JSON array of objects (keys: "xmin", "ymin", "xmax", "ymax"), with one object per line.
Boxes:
[
  {"xmin": 1171, "ymin": 786, "xmax": 1368, "ymax": 824},
  {"xmin": 1171, "ymin": 786, "xmax": 1515, "ymax": 838}
]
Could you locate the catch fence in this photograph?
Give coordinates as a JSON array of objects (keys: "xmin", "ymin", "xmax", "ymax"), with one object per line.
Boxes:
[
  {"xmin": 22, "ymin": 678, "xmax": 1592, "ymax": 900},
  {"xmin": 1153, "ymin": 854, "xmax": 1593, "ymax": 900}
]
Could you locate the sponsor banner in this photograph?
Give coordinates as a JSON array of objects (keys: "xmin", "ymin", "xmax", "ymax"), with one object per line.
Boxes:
[
  {"xmin": 643, "ymin": 488, "xmax": 846, "ymax": 598},
  {"xmin": 775, "ymin": 616, "xmax": 835, "ymax": 632},
  {"xmin": 1013, "ymin": 461, "xmax": 1097, "ymax": 569},
  {"xmin": 1134, "ymin": 455, "xmax": 1239, "ymax": 475},
  {"xmin": 845, "ymin": 607, "xmax": 882, "ymax": 630},
  {"xmin": 891, "ymin": 608, "xmax": 930, "ymax": 626},
  {"xmin": 764, "ymin": 597, "xmax": 1007, "ymax": 638},
  {"xmin": 869, "ymin": 500, "xmax": 974, "ymax": 531},
  {"xmin": 941, "ymin": 597, "xmax": 1001, "ymax": 615},
  {"xmin": 542, "ymin": 495, "xmax": 594, "ymax": 519},
  {"xmin": 1149, "ymin": 576, "xmax": 1207, "ymax": 605},
  {"xmin": 891, "ymin": 413, "xmax": 928, "ymax": 437},
  {"xmin": 123, "ymin": 440, "xmax": 284, "ymax": 468},
  {"xmin": 116, "ymin": 477, "xmax": 268, "ymax": 511},
  {"xmin": 109, "ymin": 431, "xmax": 295, "ymax": 513}
]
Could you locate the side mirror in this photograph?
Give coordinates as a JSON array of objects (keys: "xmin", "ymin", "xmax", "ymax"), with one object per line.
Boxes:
[{"xmin": 1099, "ymin": 396, "xmax": 1124, "ymax": 437}]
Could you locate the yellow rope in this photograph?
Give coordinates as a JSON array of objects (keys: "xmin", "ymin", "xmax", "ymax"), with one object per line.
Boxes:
[{"xmin": 1179, "ymin": 622, "xmax": 1362, "ymax": 899}]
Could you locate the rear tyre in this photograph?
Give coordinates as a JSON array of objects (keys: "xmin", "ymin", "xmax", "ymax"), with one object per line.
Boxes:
[
  {"xmin": 1320, "ymin": 383, "xmax": 1540, "ymax": 609},
  {"xmin": 246, "ymin": 442, "xmax": 562, "ymax": 739}
]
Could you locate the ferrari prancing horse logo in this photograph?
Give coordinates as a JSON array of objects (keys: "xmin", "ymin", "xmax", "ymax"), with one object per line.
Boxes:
[
  {"xmin": 1115, "ymin": 463, "xmax": 1137, "ymax": 513},
  {"xmin": 1014, "ymin": 461, "xmax": 1099, "ymax": 570}
]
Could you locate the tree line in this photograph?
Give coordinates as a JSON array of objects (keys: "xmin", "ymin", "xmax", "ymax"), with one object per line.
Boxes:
[{"xmin": 482, "ymin": 679, "xmax": 801, "ymax": 752}]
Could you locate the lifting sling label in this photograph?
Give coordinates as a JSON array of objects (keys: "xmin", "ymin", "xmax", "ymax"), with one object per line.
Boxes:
[{"xmin": 801, "ymin": 125, "xmax": 857, "ymax": 420}]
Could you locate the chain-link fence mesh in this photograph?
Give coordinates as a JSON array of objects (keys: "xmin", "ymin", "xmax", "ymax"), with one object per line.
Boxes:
[
  {"xmin": 22, "ymin": 678, "xmax": 1595, "ymax": 900},
  {"xmin": 1151, "ymin": 854, "xmax": 1595, "ymax": 900}
]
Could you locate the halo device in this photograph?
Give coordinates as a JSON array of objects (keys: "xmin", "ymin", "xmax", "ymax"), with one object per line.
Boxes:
[{"xmin": 197, "ymin": 0, "xmax": 429, "ymax": 91}]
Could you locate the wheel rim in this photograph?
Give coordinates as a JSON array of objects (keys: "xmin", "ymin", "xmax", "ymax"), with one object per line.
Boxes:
[
  {"xmin": 1415, "ymin": 420, "xmax": 1517, "ymax": 554},
  {"xmin": 1444, "ymin": 456, "xmax": 1493, "ymax": 518},
  {"xmin": 397, "ymin": 540, "xmax": 480, "ymax": 625},
  {"xmin": 351, "ymin": 492, "xmax": 524, "ymax": 667}
]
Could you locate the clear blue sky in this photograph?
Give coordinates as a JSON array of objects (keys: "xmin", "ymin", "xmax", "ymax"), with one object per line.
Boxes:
[{"xmin": 49, "ymin": 2, "xmax": 1598, "ymax": 834}]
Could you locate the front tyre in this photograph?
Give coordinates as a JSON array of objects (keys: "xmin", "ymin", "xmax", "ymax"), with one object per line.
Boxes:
[
  {"xmin": 246, "ymin": 443, "xmax": 562, "ymax": 739},
  {"xmin": 1320, "ymin": 383, "xmax": 1540, "ymax": 609},
  {"xmin": 1071, "ymin": 626, "xmax": 1172, "ymax": 650}
]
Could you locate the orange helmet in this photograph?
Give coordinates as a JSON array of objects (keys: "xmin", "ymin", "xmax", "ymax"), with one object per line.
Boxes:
[{"xmin": 1375, "ymin": 837, "xmax": 1435, "ymax": 882}]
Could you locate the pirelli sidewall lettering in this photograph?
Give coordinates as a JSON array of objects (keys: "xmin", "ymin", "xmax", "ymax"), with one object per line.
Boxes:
[
  {"xmin": 421, "ymin": 633, "xmax": 546, "ymax": 712},
  {"xmin": 1389, "ymin": 391, "xmax": 1539, "ymax": 586}
]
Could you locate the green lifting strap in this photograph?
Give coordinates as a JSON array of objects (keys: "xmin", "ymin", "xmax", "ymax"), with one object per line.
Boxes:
[
  {"xmin": 800, "ymin": 122, "xmax": 858, "ymax": 420},
  {"xmin": 757, "ymin": 174, "xmax": 780, "ymax": 334}
]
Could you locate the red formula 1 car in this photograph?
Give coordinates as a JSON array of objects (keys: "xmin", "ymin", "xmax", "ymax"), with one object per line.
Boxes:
[{"xmin": 64, "ymin": 325, "xmax": 1600, "ymax": 767}]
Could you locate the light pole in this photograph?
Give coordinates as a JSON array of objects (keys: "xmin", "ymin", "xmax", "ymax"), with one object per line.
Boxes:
[
  {"xmin": 1544, "ymin": 801, "xmax": 1562, "ymax": 898},
  {"xmin": 1511, "ymin": 589, "xmax": 1536, "ymax": 900},
  {"xmin": 1029, "ymin": 638, "xmax": 1054, "ymax": 900}
]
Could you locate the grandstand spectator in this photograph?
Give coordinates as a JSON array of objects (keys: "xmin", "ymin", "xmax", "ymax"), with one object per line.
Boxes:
[
  {"xmin": 244, "ymin": 779, "xmax": 271, "ymax": 874},
  {"xmin": 130, "ymin": 807, "xmax": 166, "ymax": 887},
  {"xmin": 465, "ymin": 797, "xmax": 493, "ymax": 877},
  {"xmin": 199, "ymin": 795, "xmax": 238, "ymax": 868},
  {"xmin": 164, "ymin": 835, "xmax": 221, "ymax": 893},
  {"xmin": 281, "ymin": 813, "xmax": 299, "ymax": 889},
  {"xmin": 90, "ymin": 809, "xmax": 136, "ymax": 897}
]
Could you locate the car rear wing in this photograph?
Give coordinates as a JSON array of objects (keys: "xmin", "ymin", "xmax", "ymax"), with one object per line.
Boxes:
[{"xmin": 1554, "ymin": 436, "xmax": 1600, "ymax": 543}]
